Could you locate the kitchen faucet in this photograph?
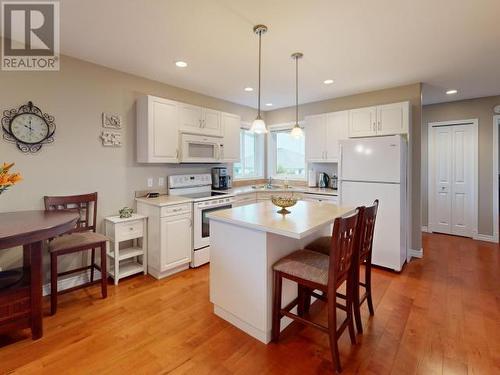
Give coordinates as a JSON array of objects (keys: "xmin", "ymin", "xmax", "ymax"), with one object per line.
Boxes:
[{"xmin": 266, "ymin": 177, "xmax": 273, "ymax": 188}]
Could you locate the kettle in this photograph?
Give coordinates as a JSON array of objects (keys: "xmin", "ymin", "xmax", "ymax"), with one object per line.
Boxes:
[{"xmin": 318, "ymin": 172, "xmax": 330, "ymax": 188}]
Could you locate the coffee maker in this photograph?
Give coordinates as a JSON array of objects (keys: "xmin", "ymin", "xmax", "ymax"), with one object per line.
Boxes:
[{"xmin": 211, "ymin": 167, "xmax": 231, "ymax": 190}]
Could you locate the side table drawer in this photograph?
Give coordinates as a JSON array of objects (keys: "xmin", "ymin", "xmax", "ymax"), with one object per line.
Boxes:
[{"xmin": 115, "ymin": 220, "xmax": 143, "ymax": 241}]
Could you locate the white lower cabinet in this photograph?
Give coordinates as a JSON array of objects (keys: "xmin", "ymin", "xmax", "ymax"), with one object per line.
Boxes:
[
  {"xmin": 160, "ymin": 214, "xmax": 192, "ymax": 270},
  {"xmin": 137, "ymin": 202, "xmax": 192, "ymax": 279},
  {"xmin": 302, "ymin": 193, "xmax": 338, "ymax": 204}
]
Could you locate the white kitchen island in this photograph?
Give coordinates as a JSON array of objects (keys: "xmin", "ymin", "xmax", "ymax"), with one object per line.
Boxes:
[{"xmin": 208, "ymin": 200, "xmax": 353, "ymax": 344}]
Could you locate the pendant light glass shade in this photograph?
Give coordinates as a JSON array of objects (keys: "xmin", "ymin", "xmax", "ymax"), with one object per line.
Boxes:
[
  {"xmin": 251, "ymin": 117, "xmax": 267, "ymax": 134},
  {"xmin": 290, "ymin": 123, "xmax": 303, "ymax": 138},
  {"xmin": 250, "ymin": 25, "xmax": 268, "ymax": 134},
  {"xmin": 290, "ymin": 52, "xmax": 304, "ymax": 139}
]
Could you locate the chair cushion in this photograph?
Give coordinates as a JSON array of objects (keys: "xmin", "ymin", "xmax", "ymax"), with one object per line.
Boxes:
[
  {"xmin": 273, "ymin": 249, "xmax": 329, "ymax": 286},
  {"xmin": 305, "ymin": 236, "xmax": 332, "ymax": 255},
  {"xmin": 49, "ymin": 232, "xmax": 108, "ymax": 253}
]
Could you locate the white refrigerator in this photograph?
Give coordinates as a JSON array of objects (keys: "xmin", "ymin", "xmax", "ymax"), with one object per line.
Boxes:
[{"xmin": 339, "ymin": 135, "xmax": 407, "ymax": 271}]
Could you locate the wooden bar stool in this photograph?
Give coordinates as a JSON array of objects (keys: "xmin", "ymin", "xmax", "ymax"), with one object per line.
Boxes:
[
  {"xmin": 44, "ymin": 192, "xmax": 108, "ymax": 315},
  {"xmin": 306, "ymin": 200, "xmax": 379, "ymax": 334},
  {"xmin": 271, "ymin": 209, "xmax": 361, "ymax": 373}
]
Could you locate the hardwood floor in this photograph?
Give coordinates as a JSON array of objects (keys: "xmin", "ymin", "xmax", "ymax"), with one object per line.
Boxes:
[{"xmin": 1, "ymin": 233, "xmax": 498, "ymax": 374}]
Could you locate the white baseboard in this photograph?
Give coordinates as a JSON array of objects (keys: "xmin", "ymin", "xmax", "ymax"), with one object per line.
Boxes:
[
  {"xmin": 473, "ymin": 233, "xmax": 499, "ymax": 243},
  {"xmin": 42, "ymin": 269, "xmax": 102, "ymax": 296},
  {"xmin": 408, "ymin": 248, "xmax": 423, "ymax": 259},
  {"xmin": 422, "ymin": 226, "xmax": 498, "ymax": 244}
]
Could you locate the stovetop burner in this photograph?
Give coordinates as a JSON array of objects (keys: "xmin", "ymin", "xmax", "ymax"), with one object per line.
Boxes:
[{"xmin": 180, "ymin": 191, "xmax": 228, "ymax": 199}]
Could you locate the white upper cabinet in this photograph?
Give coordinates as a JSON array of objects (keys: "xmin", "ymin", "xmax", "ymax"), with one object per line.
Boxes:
[
  {"xmin": 203, "ymin": 108, "xmax": 223, "ymax": 136},
  {"xmin": 305, "ymin": 114, "xmax": 327, "ymax": 162},
  {"xmin": 376, "ymin": 102, "xmax": 410, "ymax": 136},
  {"xmin": 179, "ymin": 103, "xmax": 203, "ymax": 133},
  {"xmin": 348, "ymin": 106, "xmax": 377, "ymax": 137},
  {"xmin": 305, "ymin": 111, "xmax": 349, "ymax": 163},
  {"xmin": 348, "ymin": 101, "xmax": 409, "ymax": 138},
  {"xmin": 221, "ymin": 112, "xmax": 241, "ymax": 162},
  {"xmin": 325, "ymin": 110, "xmax": 349, "ymax": 161},
  {"xmin": 137, "ymin": 95, "xmax": 179, "ymax": 163},
  {"xmin": 137, "ymin": 95, "xmax": 238, "ymax": 163},
  {"xmin": 179, "ymin": 104, "xmax": 222, "ymax": 137}
]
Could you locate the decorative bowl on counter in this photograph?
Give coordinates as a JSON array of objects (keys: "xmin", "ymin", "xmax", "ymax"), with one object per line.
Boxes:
[{"xmin": 271, "ymin": 194, "xmax": 298, "ymax": 215}]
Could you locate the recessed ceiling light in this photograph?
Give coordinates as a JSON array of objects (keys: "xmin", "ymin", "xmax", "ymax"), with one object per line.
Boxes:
[
  {"xmin": 446, "ymin": 89, "xmax": 458, "ymax": 95},
  {"xmin": 175, "ymin": 61, "xmax": 187, "ymax": 68},
  {"xmin": 265, "ymin": 103, "xmax": 273, "ymax": 107},
  {"xmin": 324, "ymin": 79, "xmax": 334, "ymax": 85},
  {"xmin": 244, "ymin": 87, "xmax": 254, "ymax": 92}
]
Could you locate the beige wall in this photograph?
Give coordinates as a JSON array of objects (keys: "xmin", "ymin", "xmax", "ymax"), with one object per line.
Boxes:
[
  {"xmin": 422, "ymin": 96, "xmax": 500, "ymax": 236},
  {"xmin": 266, "ymin": 83, "xmax": 423, "ymax": 251},
  {"xmin": 0, "ymin": 54, "xmax": 256, "ymax": 281}
]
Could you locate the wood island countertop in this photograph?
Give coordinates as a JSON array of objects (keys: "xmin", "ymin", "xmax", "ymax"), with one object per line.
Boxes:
[{"xmin": 207, "ymin": 200, "xmax": 353, "ymax": 239}]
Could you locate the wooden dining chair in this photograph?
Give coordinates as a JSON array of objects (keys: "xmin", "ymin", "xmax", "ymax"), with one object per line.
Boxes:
[
  {"xmin": 271, "ymin": 209, "xmax": 361, "ymax": 373},
  {"xmin": 306, "ymin": 200, "xmax": 379, "ymax": 334},
  {"xmin": 351, "ymin": 200, "xmax": 378, "ymax": 333},
  {"xmin": 44, "ymin": 192, "xmax": 108, "ymax": 315}
]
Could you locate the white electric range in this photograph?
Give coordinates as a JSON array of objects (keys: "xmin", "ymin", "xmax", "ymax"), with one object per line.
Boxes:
[{"xmin": 168, "ymin": 174, "xmax": 234, "ymax": 267}]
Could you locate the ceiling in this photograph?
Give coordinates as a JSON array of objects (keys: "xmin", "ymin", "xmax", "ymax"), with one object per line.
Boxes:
[{"xmin": 53, "ymin": 0, "xmax": 500, "ymax": 108}]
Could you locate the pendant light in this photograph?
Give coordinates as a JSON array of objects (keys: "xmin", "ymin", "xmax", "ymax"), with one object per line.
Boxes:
[
  {"xmin": 250, "ymin": 25, "xmax": 268, "ymax": 134},
  {"xmin": 290, "ymin": 52, "xmax": 304, "ymax": 139}
]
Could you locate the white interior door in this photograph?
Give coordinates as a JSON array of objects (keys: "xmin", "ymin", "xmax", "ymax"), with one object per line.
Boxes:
[{"xmin": 430, "ymin": 123, "xmax": 476, "ymax": 237}]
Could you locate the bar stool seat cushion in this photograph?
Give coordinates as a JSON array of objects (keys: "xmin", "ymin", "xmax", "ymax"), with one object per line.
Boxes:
[
  {"xmin": 305, "ymin": 236, "xmax": 331, "ymax": 255},
  {"xmin": 49, "ymin": 232, "xmax": 108, "ymax": 253},
  {"xmin": 273, "ymin": 249, "xmax": 329, "ymax": 286}
]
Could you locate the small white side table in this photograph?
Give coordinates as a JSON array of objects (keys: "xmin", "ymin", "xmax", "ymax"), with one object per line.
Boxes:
[{"xmin": 104, "ymin": 214, "xmax": 148, "ymax": 285}]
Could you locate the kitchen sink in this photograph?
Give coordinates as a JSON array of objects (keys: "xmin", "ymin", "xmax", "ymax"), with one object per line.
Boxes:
[{"xmin": 251, "ymin": 184, "xmax": 284, "ymax": 190}]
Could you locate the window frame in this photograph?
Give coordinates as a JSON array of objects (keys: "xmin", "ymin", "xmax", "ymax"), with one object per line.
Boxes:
[
  {"xmin": 233, "ymin": 123, "xmax": 265, "ymax": 181},
  {"xmin": 267, "ymin": 122, "xmax": 306, "ymax": 181}
]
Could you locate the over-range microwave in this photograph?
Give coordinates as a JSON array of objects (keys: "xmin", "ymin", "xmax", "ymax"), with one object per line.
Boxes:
[{"xmin": 180, "ymin": 133, "xmax": 223, "ymax": 163}]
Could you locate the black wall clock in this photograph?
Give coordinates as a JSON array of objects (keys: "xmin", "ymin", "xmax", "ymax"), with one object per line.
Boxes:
[{"xmin": 1, "ymin": 101, "xmax": 56, "ymax": 153}]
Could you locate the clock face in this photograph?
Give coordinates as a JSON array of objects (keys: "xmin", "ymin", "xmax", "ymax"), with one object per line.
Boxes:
[{"xmin": 10, "ymin": 113, "xmax": 49, "ymax": 144}]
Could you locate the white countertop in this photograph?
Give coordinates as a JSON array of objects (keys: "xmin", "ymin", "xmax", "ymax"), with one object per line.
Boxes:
[
  {"xmin": 208, "ymin": 200, "xmax": 353, "ymax": 239},
  {"xmin": 135, "ymin": 195, "xmax": 193, "ymax": 207},
  {"xmin": 225, "ymin": 185, "xmax": 338, "ymax": 196}
]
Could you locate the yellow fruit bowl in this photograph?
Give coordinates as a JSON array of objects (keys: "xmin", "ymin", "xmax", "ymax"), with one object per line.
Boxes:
[{"xmin": 271, "ymin": 195, "xmax": 298, "ymax": 215}]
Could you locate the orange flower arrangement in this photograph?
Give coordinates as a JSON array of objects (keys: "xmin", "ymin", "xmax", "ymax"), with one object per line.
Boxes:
[{"xmin": 0, "ymin": 162, "xmax": 22, "ymax": 195}]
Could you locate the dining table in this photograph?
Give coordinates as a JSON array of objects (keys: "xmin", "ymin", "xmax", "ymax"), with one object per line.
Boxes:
[{"xmin": 0, "ymin": 210, "xmax": 79, "ymax": 339}]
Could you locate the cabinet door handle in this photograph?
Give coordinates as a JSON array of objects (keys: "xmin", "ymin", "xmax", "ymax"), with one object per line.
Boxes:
[
  {"xmin": 373, "ymin": 122, "xmax": 376, "ymax": 132},
  {"xmin": 189, "ymin": 219, "xmax": 193, "ymax": 227},
  {"xmin": 378, "ymin": 121, "xmax": 381, "ymax": 131},
  {"xmin": 173, "ymin": 208, "xmax": 182, "ymax": 212}
]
